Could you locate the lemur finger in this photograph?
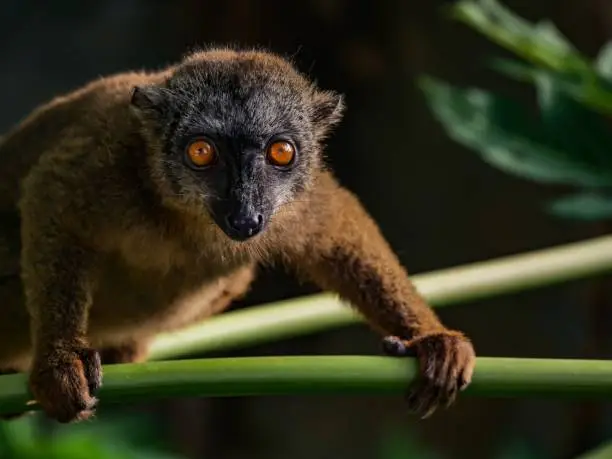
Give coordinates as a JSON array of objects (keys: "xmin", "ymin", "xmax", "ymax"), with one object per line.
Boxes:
[
  {"xmin": 79, "ymin": 348, "xmax": 102, "ymax": 396},
  {"xmin": 382, "ymin": 336, "xmax": 415, "ymax": 357},
  {"xmin": 406, "ymin": 381, "xmax": 440, "ymax": 419}
]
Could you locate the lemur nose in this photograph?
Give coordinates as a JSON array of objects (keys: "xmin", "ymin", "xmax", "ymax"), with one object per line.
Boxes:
[{"xmin": 226, "ymin": 212, "xmax": 264, "ymax": 240}]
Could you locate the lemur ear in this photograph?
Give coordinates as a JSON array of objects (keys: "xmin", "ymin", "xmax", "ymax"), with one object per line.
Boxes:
[
  {"xmin": 311, "ymin": 89, "xmax": 345, "ymax": 139},
  {"xmin": 130, "ymin": 85, "xmax": 171, "ymax": 117}
]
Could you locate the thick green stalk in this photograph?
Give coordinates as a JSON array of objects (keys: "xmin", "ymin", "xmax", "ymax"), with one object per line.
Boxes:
[
  {"xmin": 2, "ymin": 237, "xmax": 612, "ymax": 415},
  {"xmin": 2, "ymin": 356, "xmax": 612, "ymax": 416},
  {"xmin": 576, "ymin": 441, "xmax": 612, "ymax": 459},
  {"xmin": 149, "ymin": 235, "xmax": 612, "ymax": 359}
]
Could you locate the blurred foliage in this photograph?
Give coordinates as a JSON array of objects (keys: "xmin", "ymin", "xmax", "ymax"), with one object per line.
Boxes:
[
  {"xmin": 0, "ymin": 414, "xmax": 549, "ymax": 459},
  {"xmin": 0, "ymin": 414, "xmax": 185, "ymax": 459},
  {"xmin": 379, "ymin": 427, "xmax": 544, "ymax": 459},
  {"xmin": 421, "ymin": 0, "xmax": 612, "ymax": 221},
  {"xmin": 379, "ymin": 430, "xmax": 443, "ymax": 459}
]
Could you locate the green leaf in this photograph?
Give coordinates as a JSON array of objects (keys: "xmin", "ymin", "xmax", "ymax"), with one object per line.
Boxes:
[
  {"xmin": 477, "ymin": 0, "xmax": 534, "ymax": 36},
  {"xmin": 490, "ymin": 57, "xmax": 612, "ymax": 116},
  {"xmin": 534, "ymin": 72, "xmax": 612, "ymax": 171},
  {"xmin": 493, "ymin": 439, "xmax": 544, "ymax": 459},
  {"xmin": 379, "ymin": 430, "xmax": 442, "ymax": 459},
  {"xmin": 490, "ymin": 56, "xmax": 554, "ymax": 82},
  {"xmin": 449, "ymin": 0, "xmax": 590, "ymax": 74},
  {"xmin": 533, "ymin": 19, "xmax": 576, "ymax": 55},
  {"xmin": 449, "ymin": 2, "xmax": 612, "ymax": 116},
  {"xmin": 0, "ymin": 415, "xmax": 38, "ymax": 456},
  {"xmin": 419, "ymin": 76, "xmax": 612, "ymax": 187},
  {"xmin": 61, "ymin": 412, "xmax": 174, "ymax": 458},
  {"xmin": 595, "ymin": 41, "xmax": 612, "ymax": 81},
  {"xmin": 548, "ymin": 192, "xmax": 612, "ymax": 220}
]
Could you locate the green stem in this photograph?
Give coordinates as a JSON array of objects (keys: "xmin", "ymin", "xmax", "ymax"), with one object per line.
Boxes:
[
  {"xmin": 149, "ymin": 235, "xmax": 612, "ymax": 359},
  {"xmin": 3, "ymin": 237, "xmax": 611, "ymax": 415},
  {"xmin": 575, "ymin": 440, "xmax": 612, "ymax": 459},
  {"xmin": 3, "ymin": 356, "xmax": 612, "ymax": 415}
]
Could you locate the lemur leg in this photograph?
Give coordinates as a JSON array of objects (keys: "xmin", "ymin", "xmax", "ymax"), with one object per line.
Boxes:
[
  {"xmin": 97, "ymin": 267, "xmax": 254, "ymax": 365},
  {"xmin": 99, "ymin": 340, "xmax": 150, "ymax": 365}
]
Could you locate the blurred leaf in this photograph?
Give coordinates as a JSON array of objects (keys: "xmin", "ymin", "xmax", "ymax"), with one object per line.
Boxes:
[
  {"xmin": 419, "ymin": 76, "xmax": 612, "ymax": 187},
  {"xmin": 0, "ymin": 415, "xmax": 37, "ymax": 457},
  {"xmin": 595, "ymin": 41, "xmax": 612, "ymax": 81},
  {"xmin": 0, "ymin": 412, "xmax": 185, "ymax": 459},
  {"xmin": 449, "ymin": 1, "xmax": 612, "ymax": 115},
  {"xmin": 379, "ymin": 429, "xmax": 443, "ymax": 459},
  {"xmin": 427, "ymin": 0, "xmax": 612, "ymax": 223},
  {"xmin": 45, "ymin": 413, "xmax": 184, "ymax": 459},
  {"xmin": 489, "ymin": 56, "xmax": 542, "ymax": 82},
  {"xmin": 63, "ymin": 410, "xmax": 167, "ymax": 451},
  {"xmin": 534, "ymin": 72, "xmax": 612, "ymax": 170},
  {"xmin": 490, "ymin": 57, "xmax": 612, "ymax": 115},
  {"xmin": 533, "ymin": 19, "xmax": 575, "ymax": 55},
  {"xmin": 449, "ymin": 0, "xmax": 591, "ymax": 74},
  {"xmin": 493, "ymin": 439, "xmax": 546, "ymax": 459},
  {"xmin": 549, "ymin": 193, "xmax": 612, "ymax": 220}
]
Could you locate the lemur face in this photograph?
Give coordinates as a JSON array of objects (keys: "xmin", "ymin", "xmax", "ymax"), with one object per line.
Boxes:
[{"xmin": 131, "ymin": 48, "xmax": 343, "ymax": 241}]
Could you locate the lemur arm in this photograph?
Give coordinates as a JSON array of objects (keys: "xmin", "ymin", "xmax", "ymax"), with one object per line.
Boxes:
[{"xmin": 278, "ymin": 173, "xmax": 475, "ymax": 417}]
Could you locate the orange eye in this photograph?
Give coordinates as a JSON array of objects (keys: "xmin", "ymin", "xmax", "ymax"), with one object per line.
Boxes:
[
  {"xmin": 266, "ymin": 140, "xmax": 295, "ymax": 167},
  {"xmin": 186, "ymin": 139, "xmax": 216, "ymax": 168}
]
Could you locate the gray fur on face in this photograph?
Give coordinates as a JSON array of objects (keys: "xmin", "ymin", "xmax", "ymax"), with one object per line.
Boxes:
[{"xmin": 131, "ymin": 47, "xmax": 344, "ymax": 240}]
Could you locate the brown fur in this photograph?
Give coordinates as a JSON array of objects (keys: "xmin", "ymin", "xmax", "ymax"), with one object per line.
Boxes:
[{"xmin": 0, "ymin": 48, "xmax": 474, "ymax": 423}]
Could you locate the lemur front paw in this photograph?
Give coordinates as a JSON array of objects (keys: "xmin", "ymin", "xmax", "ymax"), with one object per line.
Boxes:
[
  {"xmin": 382, "ymin": 331, "xmax": 475, "ymax": 418},
  {"xmin": 29, "ymin": 343, "xmax": 102, "ymax": 423}
]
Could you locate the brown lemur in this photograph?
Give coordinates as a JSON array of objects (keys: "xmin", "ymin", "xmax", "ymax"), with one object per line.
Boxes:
[{"xmin": 0, "ymin": 47, "xmax": 475, "ymax": 423}]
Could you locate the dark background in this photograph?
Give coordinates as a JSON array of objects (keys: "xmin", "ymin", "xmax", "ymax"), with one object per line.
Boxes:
[{"xmin": 2, "ymin": 1, "xmax": 612, "ymax": 458}]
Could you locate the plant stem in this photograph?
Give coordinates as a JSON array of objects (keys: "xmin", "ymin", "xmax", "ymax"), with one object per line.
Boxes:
[
  {"xmin": 575, "ymin": 440, "xmax": 612, "ymax": 459},
  {"xmin": 3, "ymin": 238, "xmax": 611, "ymax": 415},
  {"xmin": 149, "ymin": 235, "xmax": 612, "ymax": 359},
  {"xmin": 2, "ymin": 356, "xmax": 612, "ymax": 416}
]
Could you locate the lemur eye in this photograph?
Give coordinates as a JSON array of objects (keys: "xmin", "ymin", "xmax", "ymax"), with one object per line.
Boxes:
[
  {"xmin": 266, "ymin": 140, "xmax": 295, "ymax": 167},
  {"xmin": 186, "ymin": 139, "xmax": 217, "ymax": 168}
]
